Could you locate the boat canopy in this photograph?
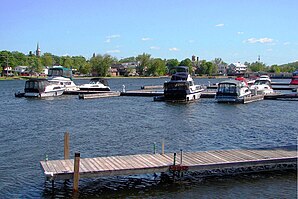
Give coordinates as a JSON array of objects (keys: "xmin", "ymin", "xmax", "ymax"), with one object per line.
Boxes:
[
  {"xmin": 48, "ymin": 66, "xmax": 72, "ymax": 79},
  {"xmin": 25, "ymin": 79, "xmax": 50, "ymax": 93},
  {"xmin": 90, "ymin": 78, "xmax": 109, "ymax": 86},
  {"xmin": 217, "ymin": 80, "xmax": 242, "ymax": 94}
]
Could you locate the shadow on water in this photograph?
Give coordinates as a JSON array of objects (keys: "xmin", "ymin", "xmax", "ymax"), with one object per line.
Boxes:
[{"xmin": 41, "ymin": 170, "xmax": 297, "ymax": 199}]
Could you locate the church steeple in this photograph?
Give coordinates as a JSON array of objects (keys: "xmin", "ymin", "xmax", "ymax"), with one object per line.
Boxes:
[{"xmin": 36, "ymin": 42, "xmax": 41, "ymax": 57}]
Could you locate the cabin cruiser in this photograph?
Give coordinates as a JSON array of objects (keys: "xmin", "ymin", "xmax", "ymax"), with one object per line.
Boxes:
[
  {"xmin": 215, "ymin": 79, "xmax": 251, "ymax": 103},
  {"xmin": 290, "ymin": 76, "xmax": 298, "ymax": 89},
  {"xmin": 250, "ymin": 75, "xmax": 274, "ymax": 95},
  {"xmin": 47, "ymin": 66, "xmax": 79, "ymax": 91},
  {"xmin": 79, "ymin": 78, "xmax": 110, "ymax": 91},
  {"xmin": 18, "ymin": 78, "xmax": 65, "ymax": 97},
  {"xmin": 163, "ymin": 66, "xmax": 204, "ymax": 102}
]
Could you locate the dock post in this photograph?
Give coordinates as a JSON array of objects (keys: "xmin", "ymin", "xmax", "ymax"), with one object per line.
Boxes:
[
  {"xmin": 161, "ymin": 139, "xmax": 164, "ymax": 155},
  {"xmin": 180, "ymin": 149, "xmax": 183, "ymax": 165},
  {"xmin": 64, "ymin": 132, "xmax": 70, "ymax": 160},
  {"xmin": 173, "ymin": 153, "xmax": 176, "ymax": 165},
  {"xmin": 73, "ymin": 153, "xmax": 80, "ymax": 192},
  {"xmin": 153, "ymin": 142, "xmax": 156, "ymax": 154}
]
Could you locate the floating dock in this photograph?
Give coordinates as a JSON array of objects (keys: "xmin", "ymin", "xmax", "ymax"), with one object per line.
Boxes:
[
  {"xmin": 78, "ymin": 91, "xmax": 120, "ymax": 99},
  {"xmin": 40, "ymin": 148, "xmax": 297, "ymax": 184},
  {"xmin": 40, "ymin": 133, "xmax": 297, "ymax": 192}
]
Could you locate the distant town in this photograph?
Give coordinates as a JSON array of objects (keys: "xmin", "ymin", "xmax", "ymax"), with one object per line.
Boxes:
[{"xmin": 1, "ymin": 44, "xmax": 297, "ymax": 78}]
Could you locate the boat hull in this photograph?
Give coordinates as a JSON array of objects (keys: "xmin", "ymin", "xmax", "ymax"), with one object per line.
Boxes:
[
  {"xmin": 24, "ymin": 89, "xmax": 64, "ymax": 98},
  {"xmin": 164, "ymin": 90, "xmax": 202, "ymax": 102}
]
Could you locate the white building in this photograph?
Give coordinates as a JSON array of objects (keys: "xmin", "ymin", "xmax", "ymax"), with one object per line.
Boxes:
[
  {"xmin": 228, "ymin": 62, "xmax": 247, "ymax": 74},
  {"xmin": 14, "ymin": 66, "xmax": 28, "ymax": 73}
]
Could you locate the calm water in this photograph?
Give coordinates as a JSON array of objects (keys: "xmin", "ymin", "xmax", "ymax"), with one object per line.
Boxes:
[{"xmin": 0, "ymin": 78, "xmax": 297, "ymax": 198}]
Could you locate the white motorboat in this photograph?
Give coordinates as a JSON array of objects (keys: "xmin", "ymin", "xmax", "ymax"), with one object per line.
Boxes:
[
  {"xmin": 163, "ymin": 66, "xmax": 204, "ymax": 102},
  {"xmin": 250, "ymin": 75, "xmax": 274, "ymax": 95},
  {"xmin": 21, "ymin": 78, "xmax": 64, "ymax": 98},
  {"xmin": 47, "ymin": 66, "xmax": 79, "ymax": 91},
  {"xmin": 215, "ymin": 79, "xmax": 251, "ymax": 103},
  {"xmin": 79, "ymin": 78, "xmax": 110, "ymax": 91}
]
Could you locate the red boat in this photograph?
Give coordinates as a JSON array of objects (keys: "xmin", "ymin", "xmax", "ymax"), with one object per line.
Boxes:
[
  {"xmin": 235, "ymin": 76, "xmax": 248, "ymax": 86},
  {"xmin": 290, "ymin": 76, "xmax": 298, "ymax": 88}
]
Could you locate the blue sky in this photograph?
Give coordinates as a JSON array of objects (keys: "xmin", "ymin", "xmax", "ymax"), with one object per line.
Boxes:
[{"xmin": 0, "ymin": 0, "xmax": 297, "ymax": 65}]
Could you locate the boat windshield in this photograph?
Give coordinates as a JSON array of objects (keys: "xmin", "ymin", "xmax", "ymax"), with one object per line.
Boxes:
[
  {"xmin": 218, "ymin": 83, "xmax": 237, "ymax": 94},
  {"xmin": 164, "ymin": 82, "xmax": 189, "ymax": 91},
  {"xmin": 254, "ymin": 80, "xmax": 270, "ymax": 85}
]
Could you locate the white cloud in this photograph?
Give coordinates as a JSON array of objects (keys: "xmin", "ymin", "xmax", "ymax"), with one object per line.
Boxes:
[
  {"xmin": 245, "ymin": 37, "xmax": 274, "ymax": 44},
  {"xmin": 237, "ymin": 31, "xmax": 244, "ymax": 35},
  {"xmin": 106, "ymin": 49, "xmax": 120, "ymax": 53},
  {"xmin": 266, "ymin": 48, "xmax": 273, "ymax": 52},
  {"xmin": 105, "ymin": 34, "xmax": 120, "ymax": 43},
  {"xmin": 215, "ymin": 23, "xmax": 224, "ymax": 27},
  {"xmin": 142, "ymin": 37, "xmax": 152, "ymax": 41},
  {"xmin": 169, "ymin": 47, "xmax": 179, "ymax": 51},
  {"xmin": 150, "ymin": 46, "xmax": 160, "ymax": 50},
  {"xmin": 107, "ymin": 34, "xmax": 120, "ymax": 39}
]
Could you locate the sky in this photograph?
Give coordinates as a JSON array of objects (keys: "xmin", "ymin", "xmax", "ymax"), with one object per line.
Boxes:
[{"xmin": 0, "ymin": 0, "xmax": 297, "ymax": 65}]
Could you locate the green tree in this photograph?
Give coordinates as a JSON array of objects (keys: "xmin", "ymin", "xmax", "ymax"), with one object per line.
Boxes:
[
  {"xmin": 72, "ymin": 56, "xmax": 87, "ymax": 70},
  {"xmin": 60, "ymin": 56, "xmax": 73, "ymax": 68},
  {"xmin": 146, "ymin": 58, "xmax": 166, "ymax": 76},
  {"xmin": 119, "ymin": 57, "xmax": 136, "ymax": 63},
  {"xmin": 249, "ymin": 62, "xmax": 266, "ymax": 72},
  {"xmin": 41, "ymin": 53, "xmax": 53, "ymax": 66},
  {"xmin": 90, "ymin": 54, "xmax": 115, "ymax": 76},
  {"xmin": 136, "ymin": 53, "xmax": 151, "ymax": 75}
]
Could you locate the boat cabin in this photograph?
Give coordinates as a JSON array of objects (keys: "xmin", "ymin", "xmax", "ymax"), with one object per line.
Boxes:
[
  {"xmin": 48, "ymin": 66, "xmax": 72, "ymax": 79},
  {"xmin": 89, "ymin": 78, "xmax": 109, "ymax": 86},
  {"xmin": 25, "ymin": 79, "xmax": 51, "ymax": 93}
]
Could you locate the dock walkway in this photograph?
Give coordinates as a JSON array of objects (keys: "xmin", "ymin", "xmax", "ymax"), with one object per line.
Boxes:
[{"xmin": 40, "ymin": 148, "xmax": 297, "ymax": 182}]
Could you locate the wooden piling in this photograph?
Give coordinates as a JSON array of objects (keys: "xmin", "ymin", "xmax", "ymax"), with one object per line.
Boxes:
[
  {"xmin": 180, "ymin": 149, "xmax": 183, "ymax": 165},
  {"xmin": 161, "ymin": 139, "xmax": 164, "ymax": 155},
  {"xmin": 64, "ymin": 132, "xmax": 70, "ymax": 160},
  {"xmin": 73, "ymin": 153, "xmax": 80, "ymax": 192}
]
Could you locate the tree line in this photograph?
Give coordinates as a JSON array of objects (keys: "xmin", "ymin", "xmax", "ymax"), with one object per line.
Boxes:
[{"xmin": 0, "ymin": 50, "xmax": 297, "ymax": 77}]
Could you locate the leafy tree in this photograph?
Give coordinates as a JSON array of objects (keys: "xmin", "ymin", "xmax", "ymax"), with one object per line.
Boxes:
[
  {"xmin": 249, "ymin": 62, "xmax": 266, "ymax": 72},
  {"xmin": 72, "ymin": 56, "xmax": 87, "ymax": 70},
  {"xmin": 166, "ymin": 59, "xmax": 179, "ymax": 74},
  {"xmin": 41, "ymin": 53, "xmax": 53, "ymax": 66},
  {"xmin": 79, "ymin": 62, "xmax": 92, "ymax": 75},
  {"xmin": 146, "ymin": 58, "xmax": 166, "ymax": 76},
  {"xmin": 60, "ymin": 56, "xmax": 73, "ymax": 68},
  {"xmin": 136, "ymin": 53, "xmax": 151, "ymax": 75},
  {"xmin": 90, "ymin": 54, "xmax": 115, "ymax": 76},
  {"xmin": 119, "ymin": 57, "xmax": 136, "ymax": 63}
]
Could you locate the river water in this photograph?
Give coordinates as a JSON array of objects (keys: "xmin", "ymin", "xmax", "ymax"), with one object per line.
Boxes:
[{"xmin": 0, "ymin": 78, "xmax": 297, "ymax": 198}]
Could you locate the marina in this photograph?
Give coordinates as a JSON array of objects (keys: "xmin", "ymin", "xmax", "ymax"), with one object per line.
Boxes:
[{"xmin": 1, "ymin": 78, "xmax": 297, "ymax": 198}]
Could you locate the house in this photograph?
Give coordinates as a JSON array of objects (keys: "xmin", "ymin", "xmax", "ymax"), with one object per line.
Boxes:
[
  {"xmin": 15, "ymin": 66, "xmax": 28, "ymax": 73},
  {"xmin": 2, "ymin": 66, "xmax": 13, "ymax": 76},
  {"xmin": 228, "ymin": 62, "xmax": 247, "ymax": 75}
]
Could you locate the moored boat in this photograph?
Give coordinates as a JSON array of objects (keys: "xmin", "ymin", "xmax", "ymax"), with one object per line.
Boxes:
[
  {"xmin": 163, "ymin": 66, "xmax": 204, "ymax": 102},
  {"xmin": 289, "ymin": 76, "xmax": 298, "ymax": 89},
  {"xmin": 215, "ymin": 79, "xmax": 251, "ymax": 103},
  {"xmin": 47, "ymin": 66, "xmax": 79, "ymax": 91},
  {"xmin": 78, "ymin": 78, "xmax": 110, "ymax": 91},
  {"xmin": 16, "ymin": 78, "xmax": 65, "ymax": 98},
  {"xmin": 250, "ymin": 75, "xmax": 274, "ymax": 95}
]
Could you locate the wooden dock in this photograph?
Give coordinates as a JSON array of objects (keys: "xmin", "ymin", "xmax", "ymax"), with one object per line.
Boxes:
[
  {"xmin": 78, "ymin": 91, "xmax": 120, "ymax": 99},
  {"xmin": 40, "ymin": 147, "xmax": 297, "ymax": 182}
]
